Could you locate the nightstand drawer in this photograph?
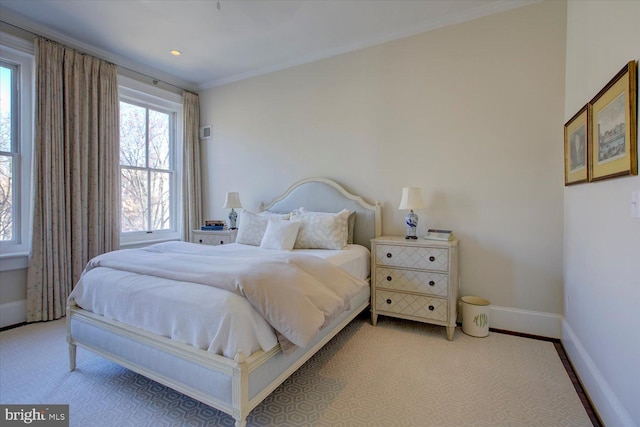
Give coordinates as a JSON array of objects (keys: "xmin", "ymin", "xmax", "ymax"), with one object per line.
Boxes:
[
  {"xmin": 375, "ymin": 290, "xmax": 447, "ymax": 322},
  {"xmin": 375, "ymin": 267, "xmax": 448, "ymax": 297},
  {"xmin": 192, "ymin": 232, "xmax": 235, "ymax": 246},
  {"xmin": 375, "ymin": 244, "xmax": 448, "ymax": 271},
  {"xmin": 195, "ymin": 235, "xmax": 232, "ymax": 245}
]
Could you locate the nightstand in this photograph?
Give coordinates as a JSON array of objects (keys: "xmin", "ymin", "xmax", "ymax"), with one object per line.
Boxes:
[
  {"xmin": 371, "ymin": 236, "xmax": 459, "ymax": 340},
  {"xmin": 191, "ymin": 229, "xmax": 237, "ymax": 246}
]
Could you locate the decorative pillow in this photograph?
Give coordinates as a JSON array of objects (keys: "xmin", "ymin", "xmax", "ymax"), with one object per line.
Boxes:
[
  {"xmin": 290, "ymin": 209, "xmax": 350, "ymax": 250},
  {"xmin": 260, "ymin": 219, "xmax": 301, "ymax": 250},
  {"xmin": 296, "ymin": 208, "xmax": 356, "ymax": 244},
  {"xmin": 235, "ymin": 211, "xmax": 270, "ymax": 246}
]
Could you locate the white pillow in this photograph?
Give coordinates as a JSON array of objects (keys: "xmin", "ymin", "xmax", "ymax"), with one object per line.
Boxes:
[
  {"xmin": 297, "ymin": 207, "xmax": 355, "ymax": 243},
  {"xmin": 235, "ymin": 211, "xmax": 269, "ymax": 246},
  {"xmin": 290, "ymin": 209, "xmax": 350, "ymax": 250},
  {"xmin": 260, "ymin": 219, "xmax": 301, "ymax": 250}
]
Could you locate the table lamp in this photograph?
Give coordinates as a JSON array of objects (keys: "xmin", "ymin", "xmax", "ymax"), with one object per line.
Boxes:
[
  {"xmin": 223, "ymin": 192, "xmax": 242, "ymax": 230},
  {"xmin": 398, "ymin": 187, "xmax": 425, "ymax": 239}
]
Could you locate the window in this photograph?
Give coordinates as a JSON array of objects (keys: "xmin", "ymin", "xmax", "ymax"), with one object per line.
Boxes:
[
  {"xmin": 0, "ymin": 41, "xmax": 33, "ymax": 259},
  {"xmin": 0, "ymin": 62, "xmax": 18, "ymax": 242},
  {"xmin": 119, "ymin": 83, "xmax": 182, "ymax": 245}
]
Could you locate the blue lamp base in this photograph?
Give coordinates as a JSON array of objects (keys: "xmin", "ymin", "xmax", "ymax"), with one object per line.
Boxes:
[
  {"xmin": 405, "ymin": 210, "xmax": 418, "ymax": 239},
  {"xmin": 228, "ymin": 208, "xmax": 238, "ymax": 230}
]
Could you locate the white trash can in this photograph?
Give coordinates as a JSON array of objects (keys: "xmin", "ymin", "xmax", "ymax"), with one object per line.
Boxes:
[{"xmin": 461, "ymin": 296, "xmax": 490, "ymax": 337}]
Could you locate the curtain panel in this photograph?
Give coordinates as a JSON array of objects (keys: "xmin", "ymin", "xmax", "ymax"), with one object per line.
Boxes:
[
  {"xmin": 27, "ymin": 38, "xmax": 120, "ymax": 322},
  {"xmin": 182, "ymin": 92, "xmax": 202, "ymax": 242}
]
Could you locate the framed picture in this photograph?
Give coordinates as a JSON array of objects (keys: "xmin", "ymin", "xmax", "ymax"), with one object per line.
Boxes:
[
  {"xmin": 564, "ymin": 104, "xmax": 589, "ymax": 185},
  {"xmin": 589, "ymin": 60, "xmax": 637, "ymax": 181}
]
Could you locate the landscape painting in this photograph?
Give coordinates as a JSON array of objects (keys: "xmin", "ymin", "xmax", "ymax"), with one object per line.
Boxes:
[
  {"xmin": 589, "ymin": 60, "xmax": 637, "ymax": 181},
  {"xmin": 595, "ymin": 92, "xmax": 626, "ymax": 165}
]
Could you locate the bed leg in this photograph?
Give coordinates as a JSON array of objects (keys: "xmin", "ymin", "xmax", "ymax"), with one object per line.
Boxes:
[
  {"xmin": 67, "ymin": 303, "xmax": 77, "ymax": 371},
  {"xmin": 69, "ymin": 343, "xmax": 77, "ymax": 371},
  {"xmin": 232, "ymin": 352, "xmax": 248, "ymax": 427}
]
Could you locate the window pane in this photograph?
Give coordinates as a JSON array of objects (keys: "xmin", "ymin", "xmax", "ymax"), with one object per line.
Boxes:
[
  {"xmin": 0, "ymin": 65, "xmax": 12, "ymax": 152},
  {"xmin": 148, "ymin": 109, "xmax": 170, "ymax": 170},
  {"xmin": 120, "ymin": 102, "xmax": 147, "ymax": 167},
  {"xmin": 121, "ymin": 168, "xmax": 148, "ymax": 232},
  {"xmin": 118, "ymin": 88, "xmax": 178, "ymax": 240},
  {"xmin": 0, "ymin": 155, "xmax": 13, "ymax": 240},
  {"xmin": 149, "ymin": 171, "xmax": 171, "ymax": 231}
]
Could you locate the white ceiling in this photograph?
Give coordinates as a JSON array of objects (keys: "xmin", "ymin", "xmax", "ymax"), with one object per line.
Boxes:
[{"xmin": 0, "ymin": 0, "xmax": 535, "ymax": 91}]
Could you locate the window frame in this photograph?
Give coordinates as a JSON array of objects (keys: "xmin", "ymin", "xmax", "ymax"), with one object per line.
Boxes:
[
  {"xmin": 0, "ymin": 41, "xmax": 34, "ymax": 261},
  {"xmin": 118, "ymin": 82, "xmax": 183, "ymax": 247}
]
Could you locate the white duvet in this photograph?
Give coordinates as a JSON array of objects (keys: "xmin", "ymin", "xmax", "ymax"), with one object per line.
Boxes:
[{"xmin": 68, "ymin": 242, "xmax": 368, "ymax": 358}]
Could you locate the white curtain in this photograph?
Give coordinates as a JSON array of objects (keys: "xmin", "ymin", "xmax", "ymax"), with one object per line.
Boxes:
[
  {"xmin": 26, "ymin": 38, "xmax": 120, "ymax": 322},
  {"xmin": 182, "ymin": 91, "xmax": 202, "ymax": 242}
]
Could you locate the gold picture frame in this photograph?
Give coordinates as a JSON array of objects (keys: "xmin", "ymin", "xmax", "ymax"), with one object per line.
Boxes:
[
  {"xmin": 564, "ymin": 104, "xmax": 589, "ymax": 185},
  {"xmin": 589, "ymin": 60, "xmax": 637, "ymax": 182}
]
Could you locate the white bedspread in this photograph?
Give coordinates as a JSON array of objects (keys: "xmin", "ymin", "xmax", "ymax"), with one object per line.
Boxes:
[
  {"xmin": 213, "ymin": 243, "xmax": 371, "ymax": 280},
  {"xmin": 69, "ymin": 242, "xmax": 368, "ymax": 358}
]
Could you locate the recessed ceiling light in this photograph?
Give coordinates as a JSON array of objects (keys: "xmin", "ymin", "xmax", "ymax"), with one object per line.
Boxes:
[{"xmin": 170, "ymin": 50, "xmax": 181, "ymax": 56}]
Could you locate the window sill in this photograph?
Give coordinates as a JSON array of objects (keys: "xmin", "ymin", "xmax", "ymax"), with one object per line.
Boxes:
[
  {"xmin": 0, "ymin": 239, "xmax": 182, "ymax": 271},
  {"xmin": 0, "ymin": 253, "xmax": 29, "ymax": 272},
  {"xmin": 120, "ymin": 237, "xmax": 181, "ymax": 249}
]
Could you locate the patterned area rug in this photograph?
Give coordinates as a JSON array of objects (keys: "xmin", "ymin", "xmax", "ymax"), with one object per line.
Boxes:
[{"xmin": 1, "ymin": 314, "xmax": 592, "ymax": 426}]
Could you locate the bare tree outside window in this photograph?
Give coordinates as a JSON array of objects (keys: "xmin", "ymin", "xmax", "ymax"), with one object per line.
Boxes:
[
  {"xmin": 0, "ymin": 64, "xmax": 16, "ymax": 241},
  {"xmin": 120, "ymin": 101, "xmax": 173, "ymax": 234}
]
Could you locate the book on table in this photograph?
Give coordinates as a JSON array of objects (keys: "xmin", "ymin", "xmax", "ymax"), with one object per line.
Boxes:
[
  {"xmin": 202, "ymin": 219, "xmax": 226, "ymax": 230},
  {"xmin": 425, "ymin": 229, "xmax": 453, "ymax": 241},
  {"xmin": 201, "ymin": 225, "xmax": 225, "ymax": 230}
]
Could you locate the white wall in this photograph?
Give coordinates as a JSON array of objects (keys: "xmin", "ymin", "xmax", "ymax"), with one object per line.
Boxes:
[
  {"xmin": 563, "ymin": 2, "xmax": 640, "ymax": 426},
  {"xmin": 199, "ymin": 1, "xmax": 567, "ymax": 336}
]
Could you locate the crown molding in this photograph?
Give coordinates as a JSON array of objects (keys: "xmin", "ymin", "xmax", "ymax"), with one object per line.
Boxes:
[
  {"xmin": 2, "ymin": 0, "xmax": 539, "ymax": 92},
  {"xmin": 0, "ymin": 30, "xmax": 35, "ymax": 55},
  {"xmin": 0, "ymin": 9, "xmax": 197, "ymax": 92},
  {"xmin": 118, "ymin": 75, "xmax": 183, "ymax": 106},
  {"xmin": 198, "ymin": 0, "xmax": 539, "ymax": 89}
]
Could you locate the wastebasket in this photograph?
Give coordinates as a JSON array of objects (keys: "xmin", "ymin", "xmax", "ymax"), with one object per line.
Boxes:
[{"xmin": 461, "ymin": 296, "xmax": 490, "ymax": 337}]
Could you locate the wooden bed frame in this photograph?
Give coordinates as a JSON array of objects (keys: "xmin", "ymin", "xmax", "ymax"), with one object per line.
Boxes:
[{"xmin": 67, "ymin": 177, "xmax": 381, "ymax": 427}]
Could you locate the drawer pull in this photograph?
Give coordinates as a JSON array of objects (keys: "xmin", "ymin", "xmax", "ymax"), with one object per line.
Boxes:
[
  {"xmin": 386, "ymin": 253, "xmax": 392, "ymax": 258},
  {"xmin": 199, "ymin": 239, "xmax": 203, "ymax": 243},
  {"xmin": 429, "ymin": 256, "xmax": 435, "ymax": 262},
  {"xmin": 386, "ymin": 299, "xmax": 392, "ymax": 304},
  {"xmin": 429, "ymin": 281, "xmax": 435, "ymax": 286},
  {"xmin": 220, "ymin": 240, "xmax": 224, "ymax": 245},
  {"xmin": 428, "ymin": 305, "xmax": 435, "ymax": 311},
  {"xmin": 386, "ymin": 276, "xmax": 392, "ymax": 281}
]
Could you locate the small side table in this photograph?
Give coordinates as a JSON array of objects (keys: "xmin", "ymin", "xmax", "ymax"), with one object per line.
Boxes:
[{"xmin": 371, "ymin": 236, "xmax": 459, "ymax": 340}]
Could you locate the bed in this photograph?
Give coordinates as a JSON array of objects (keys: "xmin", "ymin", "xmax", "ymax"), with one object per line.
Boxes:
[{"xmin": 66, "ymin": 177, "xmax": 381, "ymax": 427}]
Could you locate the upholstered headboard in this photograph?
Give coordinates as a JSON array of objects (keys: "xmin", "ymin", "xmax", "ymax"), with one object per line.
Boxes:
[{"xmin": 260, "ymin": 177, "xmax": 381, "ymax": 250}]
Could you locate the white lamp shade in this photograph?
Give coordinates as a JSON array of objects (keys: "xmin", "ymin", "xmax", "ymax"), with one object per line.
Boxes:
[
  {"xmin": 223, "ymin": 192, "xmax": 242, "ymax": 209},
  {"xmin": 398, "ymin": 187, "xmax": 425, "ymax": 210}
]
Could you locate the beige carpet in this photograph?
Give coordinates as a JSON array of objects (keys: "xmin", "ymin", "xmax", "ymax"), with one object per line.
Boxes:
[{"xmin": 1, "ymin": 314, "xmax": 592, "ymax": 426}]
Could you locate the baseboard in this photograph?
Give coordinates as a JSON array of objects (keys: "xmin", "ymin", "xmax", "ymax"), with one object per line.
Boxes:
[
  {"xmin": 457, "ymin": 302, "xmax": 563, "ymax": 338},
  {"xmin": 562, "ymin": 320, "xmax": 634, "ymax": 427},
  {"xmin": 489, "ymin": 305, "xmax": 562, "ymax": 338},
  {"xmin": 0, "ymin": 299, "xmax": 27, "ymax": 329}
]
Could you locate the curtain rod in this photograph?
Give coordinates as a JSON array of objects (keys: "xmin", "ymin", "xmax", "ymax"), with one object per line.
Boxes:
[{"xmin": 1, "ymin": 19, "xmax": 192, "ymax": 94}]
